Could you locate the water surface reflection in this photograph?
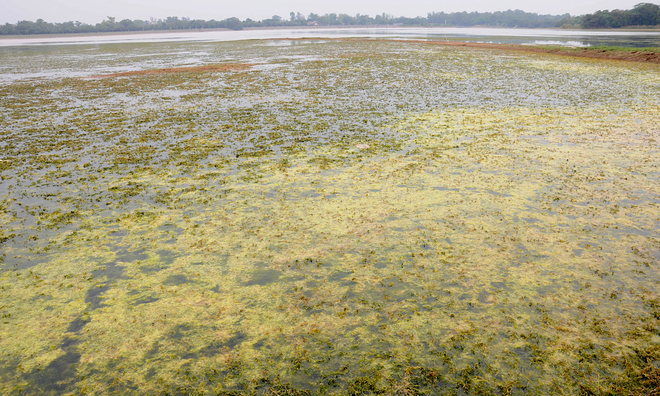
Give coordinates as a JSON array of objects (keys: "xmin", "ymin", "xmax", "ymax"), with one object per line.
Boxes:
[{"xmin": 1, "ymin": 26, "xmax": 659, "ymax": 48}]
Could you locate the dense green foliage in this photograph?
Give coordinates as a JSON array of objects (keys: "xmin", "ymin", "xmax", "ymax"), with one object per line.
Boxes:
[
  {"xmin": 0, "ymin": 9, "xmax": 569, "ymax": 35},
  {"xmin": 3, "ymin": 4, "xmax": 659, "ymax": 36},
  {"xmin": 557, "ymin": 2, "xmax": 660, "ymax": 28},
  {"xmin": 426, "ymin": 10, "xmax": 566, "ymax": 28}
]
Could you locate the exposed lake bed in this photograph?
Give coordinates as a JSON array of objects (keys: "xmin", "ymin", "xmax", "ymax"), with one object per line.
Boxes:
[{"xmin": 1, "ymin": 37, "xmax": 660, "ymax": 394}]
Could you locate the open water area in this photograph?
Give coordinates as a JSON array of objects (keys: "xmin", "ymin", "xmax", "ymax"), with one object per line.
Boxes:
[
  {"xmin": 2, "ymin": 27, "xmax": 660, "ymax": 48},
  {"xmin": 1, "ymin": 30, "xmax": 660, "ymax": 395}
]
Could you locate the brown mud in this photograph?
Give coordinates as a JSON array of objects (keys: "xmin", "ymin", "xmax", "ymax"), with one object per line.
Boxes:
[{"xmin": 428, "ymin": 41, "xmax": 660, "ymax": 64}]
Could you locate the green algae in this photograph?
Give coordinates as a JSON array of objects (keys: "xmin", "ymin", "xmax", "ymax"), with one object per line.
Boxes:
[{"xmin": 1, "ymin": 39, "xmax": 660, "ymax": 394}]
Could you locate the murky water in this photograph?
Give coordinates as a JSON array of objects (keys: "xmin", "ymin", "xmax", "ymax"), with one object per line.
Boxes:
[
  {"xmin": 1, "ymin": 39, "xmax": 659, "ymax": 395},
  {"xmin": 2, "ymin": 27, "xmax": 660, "ymax": 48}
]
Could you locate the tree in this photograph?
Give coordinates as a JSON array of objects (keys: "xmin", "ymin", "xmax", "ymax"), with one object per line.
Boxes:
[
  {"xmin": 582, "ymin": 2, "xmax": 660, "ymax": 28},
  {"xmin": 609, "ymin": 10, "xmax": 628, "ymax": 27},
  {"xmin": 224, "ymin": 17, "xmax": 243, "ymax": 30},
  {"xmin": 582, "ymin": 10, "xmax": 612, "ymax": 28},
  {"xmin": 629, "ymin": 2, "xmax": 659, "ymax": 25},
  {"xmin": 4, "ymin": 4, "xmax": 656, "ymax": 36}
]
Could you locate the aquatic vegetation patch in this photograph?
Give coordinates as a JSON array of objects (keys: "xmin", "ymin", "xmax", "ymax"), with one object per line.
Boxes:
[
  {"xmin": 87, "ymin": 63, "xmax": 256, "ymax": 79},
  {"xmin": 0, "ymin": 39, "xmax": 659, "ymax": 394}
]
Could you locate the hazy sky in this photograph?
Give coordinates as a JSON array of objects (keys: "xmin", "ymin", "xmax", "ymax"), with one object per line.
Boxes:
[{"xmin": 0, "ymin": 0, "xmax": 648, "ymax": 24}]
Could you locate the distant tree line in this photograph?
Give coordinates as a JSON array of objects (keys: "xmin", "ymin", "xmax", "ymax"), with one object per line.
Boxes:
[
  {"xmin": 1, "ymin": 4, "xmax": 658, "ymax": 36},
  {"xmin": 426, "ymin": 10, "xmax": 565, "ymax": 28},
  {"xmin": 557, "ymin": 3, "xmax": 660, "ymax": 28},
  {"xmin": 0, "ymin": 10, "xmax": 567, "ymax": 35}
]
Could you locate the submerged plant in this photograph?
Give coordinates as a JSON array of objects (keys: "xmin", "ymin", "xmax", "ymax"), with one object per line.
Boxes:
[{"xmin": 0, "ymin": 38, "xmax": 659, "ymax": 394}]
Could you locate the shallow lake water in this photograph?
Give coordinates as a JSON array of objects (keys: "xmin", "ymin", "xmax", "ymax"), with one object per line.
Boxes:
[
  {"xmin": 2, "ymin": 27, "xmax": 660, "ymax": 48},
  {"xmin": 1, "ymin": 39, "xmax": 659, "ymax": 395}
]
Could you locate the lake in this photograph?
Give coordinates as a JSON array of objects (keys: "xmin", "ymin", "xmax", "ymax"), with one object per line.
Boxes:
[
  {"xmin": 1, "ymin": 26, "xmax": 660, "ymax": 48},
  {"xmin": 1, "ymin": 32, "xmax": 659, "ymax": 395}
]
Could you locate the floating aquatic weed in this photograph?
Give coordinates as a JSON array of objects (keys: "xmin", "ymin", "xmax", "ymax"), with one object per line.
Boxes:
[
  {"xmin": 87, "ymin": 63, "xmax": 256, "ymax": 79},
  {"xmin": 0, "ymin": 38, "xmax": 659, "ymax": 394}
]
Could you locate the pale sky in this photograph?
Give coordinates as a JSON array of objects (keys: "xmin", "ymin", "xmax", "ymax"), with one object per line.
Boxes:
[{"xmin": 0, "ymin": 0, "xmax": 649, "ymax": 24}]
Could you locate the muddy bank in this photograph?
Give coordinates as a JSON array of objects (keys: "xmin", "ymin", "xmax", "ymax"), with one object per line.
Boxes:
[{"xmin": 417, "ymin": 40, "xmax": 660, "ymax": 64}]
